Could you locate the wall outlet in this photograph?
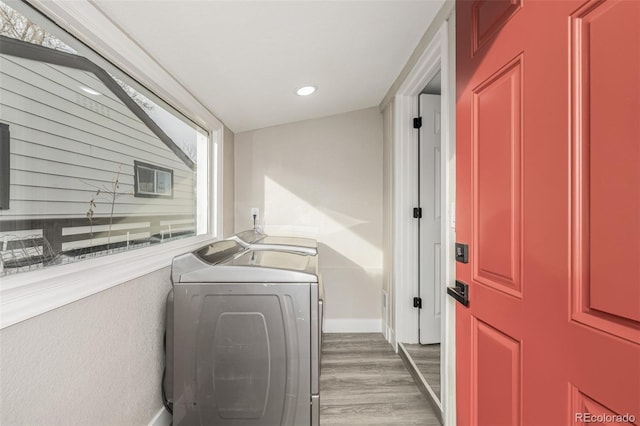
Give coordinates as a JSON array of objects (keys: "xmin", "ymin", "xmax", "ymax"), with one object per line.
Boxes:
[{"xmin": 250, "ymin": 208, "xmax": 260, "ymax": 221}]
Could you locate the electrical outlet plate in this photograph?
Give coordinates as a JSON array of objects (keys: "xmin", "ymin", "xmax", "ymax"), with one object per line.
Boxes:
[{"xmin": 250, "ymin": 208, "xmax": 259, "ymax": 220}]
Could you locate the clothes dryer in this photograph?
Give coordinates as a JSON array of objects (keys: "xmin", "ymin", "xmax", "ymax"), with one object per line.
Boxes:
[{"xmin": 167, "ymin": 240, "xmax": 321, "ymax": 426}]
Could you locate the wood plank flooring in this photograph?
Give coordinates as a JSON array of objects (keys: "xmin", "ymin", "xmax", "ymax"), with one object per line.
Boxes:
[
  {"xmin": 402, "ymin": 343, "xmax": 441, "ymax": 399},
  {"xmin": 320, "ymin": 333, "xmax": 440, "ymax": 425}
]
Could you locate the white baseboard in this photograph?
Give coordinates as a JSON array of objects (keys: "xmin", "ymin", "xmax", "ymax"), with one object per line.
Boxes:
[
  {"xmin": 323, "ymin": 318, "xmax": 382, "ymax": 333},
  {"xmin": 148, "ymin": 407, "xmax": 171, "ymax": 426}
]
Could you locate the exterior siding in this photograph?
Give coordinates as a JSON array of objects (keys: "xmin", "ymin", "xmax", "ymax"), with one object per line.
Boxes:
[{"xmin": 0, "ymin": 53, "xmax": 195, "ymax": 221}]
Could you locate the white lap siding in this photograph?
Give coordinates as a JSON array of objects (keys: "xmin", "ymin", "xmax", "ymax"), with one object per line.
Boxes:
[{"xmin": 0, "ymin": 53, "xmax": 195, "ymax": 221}]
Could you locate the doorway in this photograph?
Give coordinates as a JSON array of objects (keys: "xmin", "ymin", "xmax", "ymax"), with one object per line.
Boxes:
[
  {"xmin": 390, "ymin": 19, "xmax": 456, "ymax": 424},
  {"xmin": 399, "ymin": 71, "xmax": 444, "ymax": 413}
]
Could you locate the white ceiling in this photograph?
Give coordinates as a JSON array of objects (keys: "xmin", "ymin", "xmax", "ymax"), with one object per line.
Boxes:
[{"xmin": 94, "ymin": 1, "xmax": 445, "ymax": 133}]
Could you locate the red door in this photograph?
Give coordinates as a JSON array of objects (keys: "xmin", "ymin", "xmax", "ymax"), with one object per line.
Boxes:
[{"xmin": 455, "ymin": 0, "xmax": 640, "ymax": 424}]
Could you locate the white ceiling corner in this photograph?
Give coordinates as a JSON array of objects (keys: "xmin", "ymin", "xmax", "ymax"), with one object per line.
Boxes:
[{"xmin": 93, "ymin": 0, "xmax": 445, "ymax": 133}]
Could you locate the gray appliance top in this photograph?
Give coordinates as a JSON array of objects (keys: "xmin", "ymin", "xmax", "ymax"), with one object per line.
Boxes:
[
  {"xmin": 231, "ymin": 229, "xmax": 318, "ymax": 255},
  {"xmin": 234, "ymin": 229, "xmax": 266, "ymax": 245},
  {"xmin": 172, "ymin": 240, "xmax": 318, "ymax": 284}
]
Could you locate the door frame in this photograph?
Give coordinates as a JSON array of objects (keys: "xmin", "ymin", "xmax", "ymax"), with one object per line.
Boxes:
[{"xmin": 391, "ymin": 21, "xmax": 456, "ymax": 424}]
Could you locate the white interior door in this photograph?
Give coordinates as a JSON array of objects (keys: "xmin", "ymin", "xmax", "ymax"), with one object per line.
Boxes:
[{"xmin": 419, "ymin": 93, "xmax": 441, "ymax": 344}]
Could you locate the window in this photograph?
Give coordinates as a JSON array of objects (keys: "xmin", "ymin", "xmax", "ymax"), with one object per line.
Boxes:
[
  {"xmin": 0, "ymin": 1, "xmax": 213, "ymax": 277},
  {"xmin": 0, "ymin": 123, "xmax": 8, "ymax": 210},
  {"xmin": 134, "ymin": 161, "xmax": 173, "ymax": 198}
]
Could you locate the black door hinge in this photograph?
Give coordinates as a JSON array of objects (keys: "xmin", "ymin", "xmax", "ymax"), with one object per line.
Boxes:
[
  {"xmin": 413, "ymin": 207, "xmax": 422, "ymax": 219},
  {"xmin": 413, "ymin": 297, "xmax": 422, "ymax": 309},
  {"xmin": 413, "ymin": 117, "xmax": 422, "ymax": 129}
]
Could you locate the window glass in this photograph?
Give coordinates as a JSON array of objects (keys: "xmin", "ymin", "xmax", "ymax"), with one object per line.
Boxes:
[
  {"xmin": 134, "ymin": 161, "xmax": 173, "ymax": 197},
  {"xmin": 0, "ymin": 0, "xmax": 210, "ymax": 276},
  {"xmin": 137, "ymin": 167, "xmax": 156, "ymax": 194},
  {"xmin": 156, "ymin": 170, "xmax": 172, "ymax": 195}
]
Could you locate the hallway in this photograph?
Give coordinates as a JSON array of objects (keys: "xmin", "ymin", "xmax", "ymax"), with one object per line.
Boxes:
[{"xmin": 320, "ymin": 333, "xmax": 440, "ymax": 425}]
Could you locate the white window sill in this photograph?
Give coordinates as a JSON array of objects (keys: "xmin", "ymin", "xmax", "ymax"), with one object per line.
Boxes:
[{"xmin": 0, "ymin": 235, "xmax": 216, "ymax": 329}]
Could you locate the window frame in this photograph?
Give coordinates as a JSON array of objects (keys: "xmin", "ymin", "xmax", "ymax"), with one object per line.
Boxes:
[
  {"xmin": 0, "ymin": 123, "xmax": 9, "ymax": 210},
  {"xmin": 0, "ymin": 0, "xmax": 226, "ymax": 330},
  {"xmin": 133, "ymin": 160, "xmax": 174, "ymax": 198}
]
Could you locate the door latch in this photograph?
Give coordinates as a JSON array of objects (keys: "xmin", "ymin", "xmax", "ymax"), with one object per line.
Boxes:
[{"xmin": 447, "ymin": 280, "xmax": 469, "ymax": 306}]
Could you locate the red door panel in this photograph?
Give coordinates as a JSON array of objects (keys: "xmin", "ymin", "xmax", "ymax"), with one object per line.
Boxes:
[
  {"xmin": 471, "ymin": 0, "xmax": 522, "ymax": 54},
  {"xmin": 474, "ymin": 319, "xmax": 521, "ymax": 426},
  {"xmin": 576, "ymin": 0, "xmax": 640, "ymax": 324},
  {"xmin": 473, "ymin": 55, "xmax": 522, "ymax": 297},
  {"xmin": 456, "ymin": 0, "xmax": 640, "ymax": 425}
]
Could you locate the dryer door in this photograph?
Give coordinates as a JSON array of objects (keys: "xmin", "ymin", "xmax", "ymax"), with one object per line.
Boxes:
[{"xmin": 173, "ymin": 282, "xmax": 312, "ymax": 426}]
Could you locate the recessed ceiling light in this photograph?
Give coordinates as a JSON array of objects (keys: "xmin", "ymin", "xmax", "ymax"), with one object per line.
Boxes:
[
  {"xmin": 80, "ymin": 86, "xmax": 101, "ymax": 96},
  {"xmin": 296, "ymin": 86, "xmax": 316, "ymax": 96}
]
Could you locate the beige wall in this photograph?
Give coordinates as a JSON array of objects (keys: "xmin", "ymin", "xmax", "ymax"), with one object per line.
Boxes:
[
  {"xmin": 234, "ymin": 107, "xmax": 383, "ymax": 331},
  {"xmin": 0, "ymin": 268, "xmax": 171, "ymax": 425},
  {"xmin": 223, "ymin": 127, "xmax": 235, "ymax": 237}
]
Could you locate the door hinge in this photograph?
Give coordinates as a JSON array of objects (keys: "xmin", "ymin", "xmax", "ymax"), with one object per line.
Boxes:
[
  {"xmin": 413, "ymin": 207, "xmax": 422, "ymax": 219},
  {"xmin": 413, "ymin": 297, "xmax": 422, "ymax": 309},
  {"xmin": 413, "ymin": 117, "xmax": 422, "ymax": 129}
]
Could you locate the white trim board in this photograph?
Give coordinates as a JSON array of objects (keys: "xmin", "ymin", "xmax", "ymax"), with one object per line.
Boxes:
[
  {"xmin": 323, "ymin": 319, "xmax": 382, "ymax": 333},
  {"xmin": 0, "ymin": 235, "xmax": 216, "ymax": 329}
]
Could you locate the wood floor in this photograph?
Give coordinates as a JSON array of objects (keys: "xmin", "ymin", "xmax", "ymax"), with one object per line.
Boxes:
[
  {"xmin": 320, "ymin": 333, "xmax": 441, "ymax": 425},
  {"xmin": 402, "ymin": 343, "xmax": 441, "ymax": 399}
]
